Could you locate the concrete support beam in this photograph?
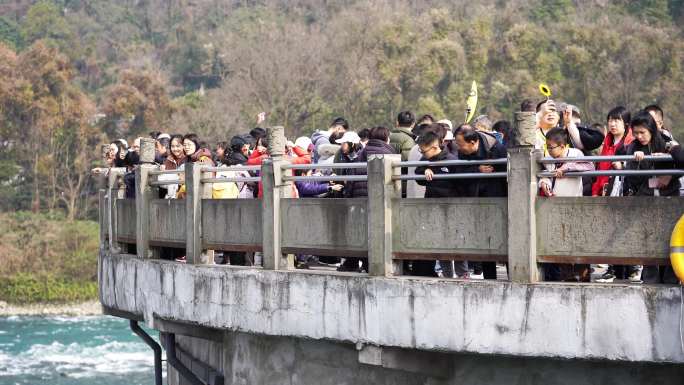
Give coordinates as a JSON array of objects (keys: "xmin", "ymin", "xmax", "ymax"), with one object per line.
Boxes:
[
  {"xmin": 367, "ymin": 154, "xmax": 401, "ymax": 276},
  {"xmin": 358, "ymin": 345, "xmax": 451, "ymax": 378},
  {"xmin": 507, "ymin": 111, "xmax": 540, "ymax": 283},
  {"xmin": 135, "ymin": 164, "xmax": 155, "ymax": 259},
  {"xmin": 186, "ymin": 162, "xmax": 209, "ymax": 264}
]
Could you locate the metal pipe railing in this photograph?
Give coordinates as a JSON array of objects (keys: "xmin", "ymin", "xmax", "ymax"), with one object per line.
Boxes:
[
  {"xmin": 203, "ymin": 165, "xmax": 261, "ymax": 172},
  {"xmin": 149, "ymin": 180, "xmax": 181, "ymax": 187},
  {"xmin": 394, "ymin": 172, "xmax": 507, "ymax": 181},
  {"xmin": 538, "ymin": 155, "xmax": 674, "ymax": 164},
  {"xmin": 281, "ymin": 163, "xmax": 368, "ymax": 170},
  {"xmin": 148, "ymin": 169, "xmax": 183, "ymax": 175},
  {"xmin": 394, "ymin": 159, "xmax": 508, "ymax": 167},
  {"xmin": 537, "ymin": 170, "xmax": 684, "ymax": 178},
  {"xmin": 201, "ymin": 177, "xmax": 261, "ymax": 183},
  {"xmin": 282, "ymin": 175, "xmax": 367, "ymax": 182}
]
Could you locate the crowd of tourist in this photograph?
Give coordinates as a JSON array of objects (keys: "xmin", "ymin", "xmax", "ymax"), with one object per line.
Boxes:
[{"xmin": 98, "ymin": 99, "xmax": 684, "ymax": 283}]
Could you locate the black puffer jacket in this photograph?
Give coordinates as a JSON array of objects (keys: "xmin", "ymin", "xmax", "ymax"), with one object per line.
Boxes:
[
  {"xmin": 348, "ymin": 139, "xmax": 397, "ymax": 198},
  {"xmin": 454, "ymin": 132, "xmax": 508, "ymax": 197},
  {"xmin": 415, "ymin": 149, "xmax": 460, "ymax": 198}
]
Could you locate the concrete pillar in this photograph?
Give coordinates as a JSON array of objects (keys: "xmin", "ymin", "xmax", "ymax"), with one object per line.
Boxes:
[
  {"xmin": 507, "ymin": 111, "xmax": 540, "ymax": 283},
  {"xmin": 135, "ymin": 165, "xmax": 154, "ymax": 259},
  {"xmin": 367, "ymin": 154, "xmax": 402, "ymax": 277},
  {"xmin": 98, "ymin": 189, "xmax": 107, "ymax": 249},
  {"xmin": 262, "ymin": 126, "xmax": 294, "ymax": 270},
  {"xmin": 139, "ymin": 137, "xmax": 156, "ymax": 164},
  {"xmin": 185, "ymin": 162, "xmax": 209, "ymax": 264},
  {"xmin": 107, "ymin": 168, "xmax": 126, "ymax": 253}
]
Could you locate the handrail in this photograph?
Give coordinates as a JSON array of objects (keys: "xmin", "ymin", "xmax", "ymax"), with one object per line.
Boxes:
[
  {"xmin": 201, "ymin": 177, "xmax": 261, "ymax": 183},
  {"xmin": 282, "ymin": 175, "xmax": 367, "ymax": 182},
  {"xmin": 203, "ymin": 165, "xmax": 261, "ymax": 172},
  {"xmin": 149, "ymin": 169, "xmax": 183, "ymax": 176},
  {"xmin": 281, "ymin": 163, "xmax": 368, "ymax": 170},
  {"xmin": 394, "ymin": 159, "xmax": 508, "ymax": 168},
  {"xmin": 149, "ymin": 180, "xmax": 181, "ymax": 187},
  {"xmin": 537, "ymin": 170, "xmax": 684, "ymax": 178},
  {"xmin": 538, "ymin": 155, "xmax": 674, "ymax": 164},
  {"xmin": 393, "ymin": 172, "xmax": 507, "ymax": 181}
]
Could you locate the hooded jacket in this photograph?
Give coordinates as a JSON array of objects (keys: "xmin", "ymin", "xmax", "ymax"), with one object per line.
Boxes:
[
  {"xmin": 414, "ymin": 149, "xmax": 460, "ymax": 198},
  {"xmin": 189, "ymin": 148, "xmax": 215, "ymax": 166},
  {"xmin": 310, "ymin": 130, "xmax": 331, "ymax": 163},
  {"xmin": 349, "ymin": 139, "xmax": 397, "ymax": 198},
  {"xmin": 454, "ymin": 132, "xmax": 507, "ymax": 197},
  {"xmin": 389, "ymin": 126, "xmax": 416, "ymax": 161},
  {"xmin": 591, "ymin": 130, "xmax": 634, "ymax": 196}
]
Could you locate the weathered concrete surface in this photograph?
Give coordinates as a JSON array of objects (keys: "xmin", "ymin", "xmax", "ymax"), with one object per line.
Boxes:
[
  {"xmin": 281, "ymin": 198, "xmax": 367, "ymax": 255},
  {"xmin": 166, "ymin": 330, "xmax": 684, "ymax": 385},
  {"xmin": 537, "ymin": 196, "xmax": 684, "ymax": 261},
  {"xmin": 202, "ymin": 199, "xmax": 262, "ymax": 250},
  {"xmin": 393, "ymin": 198, "xmax": 507, "ymax": 257},
  {"xmin": 100, "ymin": 252, "xmax": 684, "ymax": 363},
  {"xmin": 149, "ymin": 199, "xmax": 186, "ymax": 246},
  {"xmin": 115, "ymin": 198, "xmax": 136, "ymax": 242}
]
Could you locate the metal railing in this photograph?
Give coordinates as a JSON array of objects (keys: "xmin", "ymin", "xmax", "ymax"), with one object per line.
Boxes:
[{"xmin": 537, "ymin": 154, "xmax": 682, "ymax": 178}]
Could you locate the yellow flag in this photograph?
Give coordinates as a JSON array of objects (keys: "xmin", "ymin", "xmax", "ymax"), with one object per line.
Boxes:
[{"xmin": 465, "ymin": 81, "xmax": 478, "ymax": 124}]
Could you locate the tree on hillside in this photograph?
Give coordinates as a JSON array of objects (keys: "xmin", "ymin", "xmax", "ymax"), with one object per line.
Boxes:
[
  {"xmin": 0, "ymin": 41, "xmax": 98, "ymax": 219},
  {"xmin": 101, "ymin": 70, "xmax": 175, "ymax": 138}
]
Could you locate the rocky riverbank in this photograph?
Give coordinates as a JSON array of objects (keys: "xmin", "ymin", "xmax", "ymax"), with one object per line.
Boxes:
[{"xmin": 0, "ymin": 300, "xmax": 102, "ymax": 317}]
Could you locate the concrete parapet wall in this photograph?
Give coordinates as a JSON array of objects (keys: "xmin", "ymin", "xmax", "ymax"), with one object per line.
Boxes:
[
  {"xmin": 281, "ymin": 198, "xmax": 368, "ymax": 256},
  {"xmin": 100, "ymin": 252, "xmax": 684, "ymax": 363},
  {"xmin": 537, "ymin": 196, "xmax": 682, "ymax": 263},
  {"xmin": 393, "ymin": 198, "xmax": 507, "ymax": 258}
]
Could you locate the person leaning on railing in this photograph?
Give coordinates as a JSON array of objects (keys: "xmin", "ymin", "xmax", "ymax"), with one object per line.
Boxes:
[
  {"xmin": 451, "ymin": 124, "xmax": 508, "ymax": 280},
  {"xmin": 538, "ymin": 128, "xmax": 595, "ymax": 282},
  {"xmin": 619, "ymin": 111, "xmax": 680, "ymax": 197},
  {"xmin": 414, "ymin": 129, "xmax": 468, "ymax": 279},
  {"xmin": 338, "ymin": 126, "xmax": 397, "ymax": 273}
]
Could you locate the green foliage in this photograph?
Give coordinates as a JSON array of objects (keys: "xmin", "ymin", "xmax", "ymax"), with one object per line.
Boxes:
[
  {"xmin": 628, "ymin": 0, "xmax": 672, "ymax": 24},
  {"xmin": 21, "ymin": 1, "xmax": 73, "ymax": 46},
  {"xmin": 530, "ymin": 0, "xmax": 575, "ymax": 22},
  {"xmin": 0, "ymin": 212, "xmax": 100, "ymax": 304},
  {"xmin": 0, "ymin": 273, "xmax": 98, "ymax": 304},
  {"xmin": 0, "ymin": 17, "xmax": 22, "ymax": 49}
]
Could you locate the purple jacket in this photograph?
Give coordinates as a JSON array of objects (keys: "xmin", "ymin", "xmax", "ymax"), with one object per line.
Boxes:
[{"xmin": 295, "ymin": 181, "xmax": 329, "ymax": 197}]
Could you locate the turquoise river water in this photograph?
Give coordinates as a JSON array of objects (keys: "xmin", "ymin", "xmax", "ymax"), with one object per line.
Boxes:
[{"xmin": 0, "ymin": 315, "xmax": 163, "ymax": 385}]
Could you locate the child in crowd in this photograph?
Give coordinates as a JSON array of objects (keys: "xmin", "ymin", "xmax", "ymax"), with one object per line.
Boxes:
[{"xmin": 539, "ymin": 128, "xmax": 594, "ymax": 197}]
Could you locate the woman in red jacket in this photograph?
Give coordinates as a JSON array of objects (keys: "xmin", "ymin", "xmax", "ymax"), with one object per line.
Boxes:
[
  {"xmin": 591, "ymin": 106, "xmax": 634, "ymax": 196},
  {"xmin": 247, "ymin": 136, "xmax": 311, "ymax": 197}
]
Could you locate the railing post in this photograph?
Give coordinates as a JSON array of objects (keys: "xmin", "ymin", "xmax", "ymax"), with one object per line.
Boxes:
[
  {"xmin": 367, "ymin": 154, "xmax": 402, "ymax": 277},
  {"xmin": 98, "ymin": 189, "xmax": 107, "ymax": 250},
  {"xmin": 262, "ymin": 126, "xmax": 294, "ymax": 270},
  {"xmin": 507, "ymin": 111, "xmax": 541, "ymax": 283},
  {"xmin": 186, "ymin": 162, "xmax": 208, "ymax": 264},
  {"xmin": 136, "ymin": 138, "xmax": 156, "ymax": 259},
  {"xmin": 107, "ymin": 167, "xmax": 126, "ymax": 253}
]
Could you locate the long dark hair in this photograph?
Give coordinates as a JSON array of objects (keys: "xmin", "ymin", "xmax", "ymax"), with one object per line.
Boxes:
[{"xmin": 630, "ymin": 110, "xmax": 666, "ymax": 153}]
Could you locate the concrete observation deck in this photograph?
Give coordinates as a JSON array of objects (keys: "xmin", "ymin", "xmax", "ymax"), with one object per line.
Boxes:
[{"xmin": 97, "ymin": 124, "xmax": 684, "ymax": 385}]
